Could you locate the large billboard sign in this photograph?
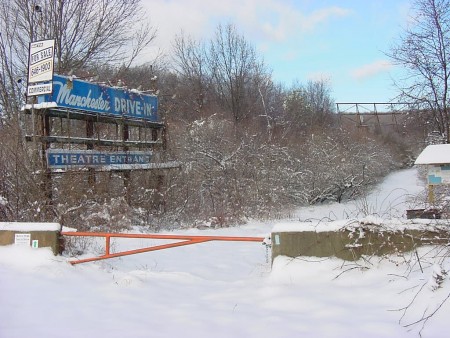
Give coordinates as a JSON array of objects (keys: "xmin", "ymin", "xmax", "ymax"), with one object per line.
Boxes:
[
  {"xmin": 47, "ymin": 149, "xmax": 153, "ymax": 170},
  {"xmin": 27, "ymin": 39, "xmax": 55, "ymax": 96},
  {"xmin": 40, "ymin": 74, "xmax": 159, "ymax": 122}
]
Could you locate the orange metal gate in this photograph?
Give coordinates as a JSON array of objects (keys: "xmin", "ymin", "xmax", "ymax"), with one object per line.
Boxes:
[{"xmin": 62, "ymin": 231, "xmax": 264, "ymax": 265}]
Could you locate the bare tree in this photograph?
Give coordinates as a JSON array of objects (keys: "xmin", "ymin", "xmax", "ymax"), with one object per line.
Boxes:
[
  {"xmin": 283, "ymin": 79, "xmax": 336, "ymax": 136},
  {"xmin": 0, "ymin": 0, "xmax": 26, "ymax": 122},
  {"xmin": 171, "ymin": 24, "xmax": 273, "ymax": 126},
  {"xmin": 388, "ymin": 2, "xmax": 450, "ymax": 327},
  {"xmin": 388, "ymin": 0, "xmax": 450, "ymax": 142},
  {"xmin": 0, "ymin": 0, "xmax": 157, "ymax": 120},
  {"xmin": 304, "ymin": 80, "xmax": 336, "ymax": 127},
  {"xmin": 208, "ymin": 23, "xmax": 268, "ymax": 122},
  {"xmin": 172, "ymin": 32, "xmax": 211, "ymax": 118}
]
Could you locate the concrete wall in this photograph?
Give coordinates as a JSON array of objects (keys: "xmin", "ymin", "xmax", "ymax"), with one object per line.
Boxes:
[
  {"xmin": 0, "ymin": 223, "xmax": 61, "ymax": 255},
  {"xmin": 271, "ymin": 228, "xmax": 449, "ymax": 262}
]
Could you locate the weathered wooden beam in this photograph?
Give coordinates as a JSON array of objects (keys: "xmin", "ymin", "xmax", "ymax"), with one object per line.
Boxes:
[
  {"xmin": 25, "ymin": 135, "xmax": 163, "ymax": 147},
  {"xmin": 22, "ymin": 107, "xmax": 165, "ymax": 129}
]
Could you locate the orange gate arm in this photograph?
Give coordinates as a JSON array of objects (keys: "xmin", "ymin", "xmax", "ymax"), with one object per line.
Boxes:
[{"xmin": 62, "ymin": 231, "xmax": 264, "ymax": 265}]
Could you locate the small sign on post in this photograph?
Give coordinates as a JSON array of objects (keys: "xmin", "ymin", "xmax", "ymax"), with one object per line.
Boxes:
[
  {"xmin": 14, "ymin": 233, "xmax": 31, "ymax": 246},
  {"xmin": 27, "ymin": 39, "xmax": 55, "ymax": 96}
]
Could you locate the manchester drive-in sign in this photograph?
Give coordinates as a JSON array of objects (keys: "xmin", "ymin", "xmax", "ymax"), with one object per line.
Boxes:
[
  {"xmin": 27, "ymin": 39, "xmax": 55, "ymax": 96},
  {"xmin": 47, "ymin": 149, "xmax": 153, "ymax": 169},
  {"xmin": 40, "ymin": 74, "xmax": 159, "ymax": 122}
]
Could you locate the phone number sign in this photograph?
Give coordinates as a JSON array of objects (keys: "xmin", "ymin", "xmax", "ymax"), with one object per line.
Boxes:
[{"xmin": 27, "ymin": 39, "xmax": 55, "ymax": 96}]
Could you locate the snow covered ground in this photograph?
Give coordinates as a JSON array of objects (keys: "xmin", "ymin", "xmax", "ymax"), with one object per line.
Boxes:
[{"xmin": 1, "ymin": 168, "xmax": 449, "ymax": 338}]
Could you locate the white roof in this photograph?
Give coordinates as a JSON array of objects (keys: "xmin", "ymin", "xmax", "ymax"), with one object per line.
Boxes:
[{"xmin": 414, "ymin": 144, "xmax": 450, "ymax": 165}]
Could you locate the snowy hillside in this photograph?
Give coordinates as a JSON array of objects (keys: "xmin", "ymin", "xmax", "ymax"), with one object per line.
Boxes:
[{"xmin": 1, "ymin": 168, "xmax": 449, "ymax": 338}]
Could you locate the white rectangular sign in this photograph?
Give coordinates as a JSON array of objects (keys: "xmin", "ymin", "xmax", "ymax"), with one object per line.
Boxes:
[
  {"xmin": 27, "ymin": 39, "xmax": 55, "ymax": 85},
  {"xmin": 27, "ymin": 82, "xmax": 53, "ymax": 96},
  {"xmin": 14, "ymin": 233, "xmax": 31, "ymax": 246}
]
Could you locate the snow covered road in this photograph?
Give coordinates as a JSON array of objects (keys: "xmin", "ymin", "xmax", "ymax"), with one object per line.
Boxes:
[{"xmin": 1, "ymin": 168, "xmax": 449, "ymax": 338}]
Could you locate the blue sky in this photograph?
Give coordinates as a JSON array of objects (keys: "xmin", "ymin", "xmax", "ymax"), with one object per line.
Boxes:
[{"xmin": 143, "ymin": 0, "xmax": 411, "ymax": 103}]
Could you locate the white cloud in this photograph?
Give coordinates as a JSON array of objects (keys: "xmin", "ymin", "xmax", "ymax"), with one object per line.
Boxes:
[
  {"xmin": 242, "ymin": 2, "xmax": 352, "ymax": 42},
  {"xmin": 300, "ymin": 6, "xmax": 352, "ymax": 31},
  {"xmin": 141, "ymin": 1, "xmax": 215, "ymax": 51},
  {"xmin": 307, "ymin": 71, "xmax": 333, "ymax": 83},
  {"xmin": 140, "ymin": 0, "xmax": 352, "ymax": 57},
  {"xmin": 350, "ymin": 60, "xmax": 393, "ymax": 80}
]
